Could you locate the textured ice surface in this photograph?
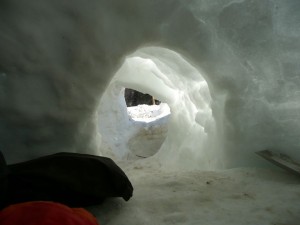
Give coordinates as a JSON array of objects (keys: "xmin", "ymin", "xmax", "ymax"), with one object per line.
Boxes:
[
  {"xmin": 0, "ymin": 0, "xmax": 300, "ymax": 169},
  {"xmin": 1, "ymin": 1, "xmax": 300, "ymax": 224}
]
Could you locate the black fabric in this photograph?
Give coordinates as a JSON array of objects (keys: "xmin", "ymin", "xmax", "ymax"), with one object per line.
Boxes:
[{"xmin": 0, "ymin": 152, "xmax": 133, "ymax": 209}]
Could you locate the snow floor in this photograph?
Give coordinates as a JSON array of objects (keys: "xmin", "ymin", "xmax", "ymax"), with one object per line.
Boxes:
[
  {"xmin": 88, "ymin": 159, "xmax": 300, "ymax": 225},
  {"xmin": 127, "ymin": 103, "xmax": 171, "ymax": 123},
  {"xmin": 91, "ymin": 104, "xmax": 300, "ymax": 225}
]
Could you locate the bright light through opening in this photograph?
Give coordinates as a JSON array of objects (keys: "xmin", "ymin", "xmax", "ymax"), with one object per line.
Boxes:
[
  {"xmin": 98, "ymin": 46, "xmax": 216, "ymax": 170},
  {"xmin": 124, "ymin": 88, "xmax": 171, "ymax": 123}
]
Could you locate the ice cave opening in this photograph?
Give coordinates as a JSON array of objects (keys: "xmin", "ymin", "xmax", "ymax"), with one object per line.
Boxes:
[
  {"xmin": 98, "ymin": 47, "xmax": 218, "ymax": 170},
  {"xmin": 124, "ymin": 89, "xmax": 171, "ymax": 158}
]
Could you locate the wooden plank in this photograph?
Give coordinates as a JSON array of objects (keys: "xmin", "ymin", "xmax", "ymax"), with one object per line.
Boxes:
[{"xmin": 256, "ymin": 150, "xmax": 300, "ymax": 177}]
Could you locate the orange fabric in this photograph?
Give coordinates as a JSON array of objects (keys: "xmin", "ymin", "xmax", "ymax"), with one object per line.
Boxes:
[{"xmin": 0, "ymin": 201, "xmax": 99, "ymax": 225}]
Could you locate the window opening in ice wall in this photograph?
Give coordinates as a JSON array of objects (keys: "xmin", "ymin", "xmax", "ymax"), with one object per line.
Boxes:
[
  {"xmin": 123, "ymin": 88, "xmax": 171, "ymax": 158},
  {"xmin": 98, "ymin": 47, "xmax": 216, "ymax": 170},
  {"xmin": 124, "ymin": 88, "xmax": 171, "ymax": 122}
]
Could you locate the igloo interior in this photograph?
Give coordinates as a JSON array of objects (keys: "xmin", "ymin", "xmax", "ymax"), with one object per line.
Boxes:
[{"xmin": 1, "ymin": 0, "xmax": 300, "ymax": 224}]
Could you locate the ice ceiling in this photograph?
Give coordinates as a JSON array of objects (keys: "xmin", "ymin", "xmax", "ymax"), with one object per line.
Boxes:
[{"xmin": 0, "ymin": 0, "xmax": 300, "ymax": 170}]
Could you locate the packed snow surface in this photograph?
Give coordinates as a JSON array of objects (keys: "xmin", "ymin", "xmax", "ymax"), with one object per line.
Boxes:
[
  {"xmin": 127, "ymin": 103, "xmax": 171, "ymax": 123},
  {"xmin": 88, "ymin": 159, "xmax": 300, "ymax": 225}
]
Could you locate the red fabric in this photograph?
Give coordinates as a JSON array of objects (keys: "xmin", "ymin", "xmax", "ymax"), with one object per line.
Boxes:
[{"xmin": 0, "ymin": 201, "xmax": 99, "ymax": 225}]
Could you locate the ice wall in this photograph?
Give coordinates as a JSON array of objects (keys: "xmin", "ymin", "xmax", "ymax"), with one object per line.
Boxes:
[{"xmin": 0, "ymin": 0, "xmax": 300, "ymax": 169}]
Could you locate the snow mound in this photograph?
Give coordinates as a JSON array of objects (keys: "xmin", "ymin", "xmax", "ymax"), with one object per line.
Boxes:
[{"xmin": 127, "ymin": 103, "xmax": 171, "ymax": 123}]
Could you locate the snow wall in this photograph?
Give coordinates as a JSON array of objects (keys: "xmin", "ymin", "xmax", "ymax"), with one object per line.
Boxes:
[{"xmin": 0, "ymin": 0, "xmax": 300, "ymax": 170}]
